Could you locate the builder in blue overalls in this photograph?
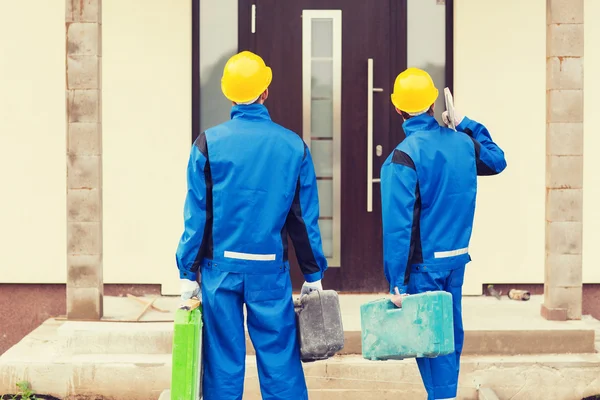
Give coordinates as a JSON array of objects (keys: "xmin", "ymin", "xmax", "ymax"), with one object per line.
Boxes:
[
  {"xmin": 380, "ymin": 68, "xmax": 507, "ymax": 400},
  {"xmin": 175, "ymin": 51, "xmax": 328, "ymax": 400}
]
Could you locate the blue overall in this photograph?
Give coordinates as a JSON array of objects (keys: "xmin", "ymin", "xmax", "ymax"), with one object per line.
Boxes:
[
  {"xmin": 380, "ymin": 114, "xmax": 506, "ymax": 399},
  {"xmin": 176, "ymin": 104, "xmax": 328, "ymax": 400}
]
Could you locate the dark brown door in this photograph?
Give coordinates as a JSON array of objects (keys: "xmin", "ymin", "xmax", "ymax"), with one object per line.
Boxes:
[{"xmin": 239, "ymin": 0, "xmax": 407, "ymax": 292}]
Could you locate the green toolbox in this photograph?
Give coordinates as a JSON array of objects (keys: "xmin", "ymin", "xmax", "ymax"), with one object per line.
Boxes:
[
  {"xmin": 171, "ymin": 298, "xmax": 203, "ymax": 400},
  {"xmin": 360, "ymin": 291, "xmax": 454, "ymax": 361}
]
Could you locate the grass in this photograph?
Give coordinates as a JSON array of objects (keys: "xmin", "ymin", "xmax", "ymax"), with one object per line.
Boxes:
[{"xmin": 0, "ymin": 381, "xmax": 37, "ymax": 400}]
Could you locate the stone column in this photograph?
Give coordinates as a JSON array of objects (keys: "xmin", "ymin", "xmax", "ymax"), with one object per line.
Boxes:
[
  {"xmin": 66, "ymin": 0, "xmax": 103, "ymax": 320},
  {"xmin": 542, "ymin": 0, "xmax": 584, "ymax": 321}
]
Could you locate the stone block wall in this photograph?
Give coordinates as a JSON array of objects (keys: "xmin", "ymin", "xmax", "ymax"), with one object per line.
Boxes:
[
  {"xmin": 66, "ymin": 0, "xmax": 103, "ymax": 320},
  {"xmin": 543, "ymin": 0, "xmax": 584, "ymax": 320}
]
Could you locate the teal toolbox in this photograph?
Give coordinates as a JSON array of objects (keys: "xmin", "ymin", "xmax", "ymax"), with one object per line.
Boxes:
[{"xmin": 360, "ymin": 291, "xmax": 455, "ymax": 361}]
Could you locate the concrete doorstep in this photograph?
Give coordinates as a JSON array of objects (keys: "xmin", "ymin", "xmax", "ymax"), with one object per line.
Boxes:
[
  {"xmin": 132, "ymin": 354, "xmax": 600, "ymax": 400},
  {"xmin": 478, "ymin": 388, "xmax": 501, "ymax": 400},
  {"xmin": 97, "ymin": 294, "xmax": 599, "ymax": 356},
  {"xmin": 2, "ymin": 319, "xmax": 600, "ymax": 400},
  {"xmin": 1, "ymin": 295, "xmax": 599, "ymax": 399},
  {"xmin": 160, "ymin": 388, "xmax": 502, "ymax": 400},
  {"xmin": 2, "ymin": 354, "xmax": 600, "ymax": 400},
  {"xmin": 160, "ymin": 386, "xmax": 503, "ymax": 400}
]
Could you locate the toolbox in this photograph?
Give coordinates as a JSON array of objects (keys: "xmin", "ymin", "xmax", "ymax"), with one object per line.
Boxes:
[
  {"xmin": 361, "ymin": 291, "xmax": 454, "ymax": 361},
  {"xmin": 171, "ymin": 298, "xmax": 203, "ymax": 399},
  {"xmin": 294, "ymin": 290, "xmax": 345, "ymax": 362}
]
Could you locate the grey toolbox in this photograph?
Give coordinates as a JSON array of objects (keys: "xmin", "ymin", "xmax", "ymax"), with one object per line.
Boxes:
[{"xmin": 294, "ymin": 290, "xmax": 345, "ymax": 362}]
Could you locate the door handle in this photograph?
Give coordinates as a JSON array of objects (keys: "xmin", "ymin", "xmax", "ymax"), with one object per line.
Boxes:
[{"xmin": 367, "ymin": 58, "xmax": 383, "ymax": 213}]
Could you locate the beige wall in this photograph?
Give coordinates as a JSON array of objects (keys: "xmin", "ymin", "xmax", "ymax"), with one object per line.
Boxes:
[
  {"xmin": 1, "ymin": 1, "xmax": 598, "ymax": 295},
  {"xmin": 454, "ymin": 0, "xmax": 547, "ymax": 294},
  {"xmin": 102, "ymin": 0, "xmax": 191, "ymax": 295},
  {"xmin": 0, "ymin": 2, "xmax": 66, "ymax": 283},
  {"xmin": 583, "ymin": 0, "xmax": 600, "ymax": 283}
]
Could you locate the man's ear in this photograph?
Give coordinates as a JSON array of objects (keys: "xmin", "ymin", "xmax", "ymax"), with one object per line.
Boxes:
[{"xmin": 262, "ymin": 88, "xmax": 269, "ymax": 102}]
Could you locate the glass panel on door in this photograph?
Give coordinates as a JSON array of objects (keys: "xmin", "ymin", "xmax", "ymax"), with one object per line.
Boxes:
[
  {"xmin": 407, "ymin": 0, "xmax": 447, "ymax": 121},
  {"xmin": 302, "ymin": 10, "xmax": 342, "ymax": 267}
]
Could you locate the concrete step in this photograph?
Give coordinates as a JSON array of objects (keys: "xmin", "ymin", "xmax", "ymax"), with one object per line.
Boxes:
[
  {"xmin": 2, "ymin": 316, "xmax": 599, "ymax": 399},
  {"xmin": 57, "ymin": 320, "xmax": 174, "ymax": 354},
  {"xmin": 3, "ymin": 350, "xmax": 600, "ymax": 400},
  {"xmin": 92, "ymin": 294, "xmax": 600, "ymax": 356},
  {"xmin": 478, "ymin": 388, "xmax": 501, "ymax": 400},
  {"xmin": 2, "ymin": 320, "xmax": 600, "ymax": 399},
  {"xmin": 161, "ymin": 388, "xmax": 499, "ymax": 400},
  {"xmin": 0, "ymin": 352, "xmax": 171, "ymax": 400},
  {"xmin": 51, "ymin": 318, "xmax": 597, "ymax": 356}
]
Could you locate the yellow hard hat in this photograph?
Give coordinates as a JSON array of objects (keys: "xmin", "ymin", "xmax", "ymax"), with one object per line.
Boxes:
[
  {"xmin": 221, "ymin": 51, "xmax": 273, "ymax": 104},
  {"xmin": 390, "ymin": 68, "xmax": 439, "ymax": 114}
]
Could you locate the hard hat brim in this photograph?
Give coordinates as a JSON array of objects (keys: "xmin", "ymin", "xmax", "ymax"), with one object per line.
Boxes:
[{"xmin": 390, "ymin": 87, "xmax": 439, "ymax": 114}]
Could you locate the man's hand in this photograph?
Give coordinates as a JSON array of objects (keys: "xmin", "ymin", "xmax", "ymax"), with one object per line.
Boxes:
[
  {"xmin": 180, "ymin": 278, "xmax": 201, "ymax": 302},
  {"xmin": 442, "ymin": 110, "xmax": 465, "ymax": 128},
  {"xmin": 391, "ymin": 287, "xmax": 408, "ymax": 308},
  {"xmin": 301, "ymin": 280, "xmax": 323, "ymax": 297}
]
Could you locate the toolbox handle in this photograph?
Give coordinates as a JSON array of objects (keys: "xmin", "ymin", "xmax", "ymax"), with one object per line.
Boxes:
[
  {"xmin": 178, "ymin": 297, "xmax": 201, "ymax": 311},
  {"xmin": 385, "ymin": 297, "xmax": 408, "ymax": 313}
]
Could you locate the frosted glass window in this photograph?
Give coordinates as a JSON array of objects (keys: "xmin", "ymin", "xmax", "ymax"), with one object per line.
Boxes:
[
  {"xmin": 311, "ymin": 60, "xmax": 333, "ymax": 99},
  {"xmin": 303, "ymin": 10, "xmax": 341, "ymax": 266},
  {"xmin": 407, "ymin": 0, "xmax": 446, "ymax": 121},
  {"xmin": 311, "ymin": 99, "xmax": 333, "ymax": 138},
  {"xmin": 317, "ymin": 180, "xmax": 333, "ymax": 218},
  {"xmin": 311, "ymin": 19, "xmax": 333, "ymax": 58},
  {"xmin": 319, "ymin": 220, "xmax": 333, "ymax": 258},
  {"xmin": 311, "ymin": 140, "xmax": 333, "ymax": 178}
]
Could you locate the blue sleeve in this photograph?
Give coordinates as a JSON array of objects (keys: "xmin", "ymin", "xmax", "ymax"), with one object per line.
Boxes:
[
  {"xmin": 458, "ymin": 116, "xmax": 507, "ymax": 176},
  {"xmin": 175, "ymin": 140, "xmax": 208, "ymax": 281},
  {"xmin": 380, "ymin": 151, "xmax": 418, "ymax": 295},
  {"xmin": 286, "ymin": 144, "xmax": 328, "ymax": 282}
]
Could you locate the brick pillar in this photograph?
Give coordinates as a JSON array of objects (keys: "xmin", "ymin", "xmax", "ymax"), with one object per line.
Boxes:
[
  {"xmin": 66, "ymin": 0, "xmax": 103, "ymax": 320},
  {"xmin": 542, "ymin": 0, "xmax": 584, "ymax": 321}
]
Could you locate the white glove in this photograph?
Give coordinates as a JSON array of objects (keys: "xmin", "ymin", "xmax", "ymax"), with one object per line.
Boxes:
[
  {"xmin": 442, "ymin": 110, "xmax": 465, "ymax": 128},
  {"xmin": 301, "ymin": 280, "xmax": 323, "ymax": 297},
  {"xmin": 180, "ymin": 279, "xmax": 200, "ymax": 302}
]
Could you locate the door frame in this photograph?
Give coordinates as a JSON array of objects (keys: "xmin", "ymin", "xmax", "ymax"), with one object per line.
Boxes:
[
  {"xmin": 191, "ymin": 0, "xmax": 455, "ymax": 142},
  {"xmin": 190, "ymin": 0, "xmax": 455, "ymax": 290},
  {"xmin": 191, "ymin": 0, "xmax": 454, "ymax": 142},
  {"xmin": 445, "ymin": 0, "xmax": 454, "ymax": 97},
  {"xmin": 192, "ymin": 0, "xmax": 201, "ymax": 142}
]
